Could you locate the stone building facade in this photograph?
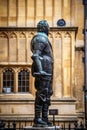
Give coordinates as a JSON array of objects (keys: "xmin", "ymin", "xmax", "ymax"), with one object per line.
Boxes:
[{"xmin": 0, "ymin": 0, "xmax": 85, "ymax": 124}]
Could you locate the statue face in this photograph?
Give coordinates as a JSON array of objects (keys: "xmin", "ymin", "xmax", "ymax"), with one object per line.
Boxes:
[{"xmin": 37, "ymin": 20, "xmax": 50, "ymax": 35}]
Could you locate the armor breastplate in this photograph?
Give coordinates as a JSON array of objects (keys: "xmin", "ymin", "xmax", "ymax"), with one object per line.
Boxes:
[
  {"xmin": 31, "ymin": 33, "xmax": 53, "ymax": 60},
  {"xmin": 31, "ymin": 32, "xmax": 54, "ymax": 75}
]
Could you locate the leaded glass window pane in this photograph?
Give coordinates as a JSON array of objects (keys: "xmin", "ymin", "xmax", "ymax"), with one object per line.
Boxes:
[
  {"xmin": 3, "ymin": 69, "xmax": 14, "ymax": 93},
  {"xmin": 18, "ymin": 70, "xmax": 29, "ymax": 93}
]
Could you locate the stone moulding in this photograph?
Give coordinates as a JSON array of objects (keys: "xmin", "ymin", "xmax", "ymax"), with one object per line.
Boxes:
[{"xmin": 0, "ymin": 26, "xmax": 78, "ymax": 32}]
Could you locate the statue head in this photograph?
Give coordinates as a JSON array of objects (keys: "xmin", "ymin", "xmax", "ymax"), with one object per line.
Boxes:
[{"xmin": 37, "ymin": 20, "xmax": 50, "ymax": 35}]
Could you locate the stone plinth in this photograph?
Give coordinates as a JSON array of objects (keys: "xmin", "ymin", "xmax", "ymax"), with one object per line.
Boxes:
[{"xmin": 24, "ymin": 126, "xmax": 60, "ymax": 130}]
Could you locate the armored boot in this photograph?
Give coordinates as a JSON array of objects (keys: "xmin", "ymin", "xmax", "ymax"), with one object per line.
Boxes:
[
  {"xmin": 33, "ymin": 104, "xmax": 48, "ymax": 127},
  {"xmin": 42, "ymin": 103, "xmax": 52, "ymax": 127}
]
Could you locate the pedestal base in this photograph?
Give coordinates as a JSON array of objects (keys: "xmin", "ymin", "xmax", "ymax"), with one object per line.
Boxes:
[{"xmin": 24, "ymin": 126, "xmax": 60, "ymax": 130}]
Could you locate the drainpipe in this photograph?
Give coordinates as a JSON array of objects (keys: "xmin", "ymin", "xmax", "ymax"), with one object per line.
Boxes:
[{"xmin": 83, "ymin": 0, "xmax": 87, "ymax": 128}]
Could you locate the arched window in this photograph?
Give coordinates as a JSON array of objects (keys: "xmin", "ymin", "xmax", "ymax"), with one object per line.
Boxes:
[
  {"xmin": 3, "ymin": 69, "xmax": 14, "ymax": 93},
  {"xmin": 18, "ymin": 70, "xmax": 29, "ymax": 93}
]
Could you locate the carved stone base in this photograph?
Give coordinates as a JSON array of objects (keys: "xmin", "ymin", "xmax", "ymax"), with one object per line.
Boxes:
[{"xmin": 24, "ymin": 126, "xmax": 61, "ymax": 130}]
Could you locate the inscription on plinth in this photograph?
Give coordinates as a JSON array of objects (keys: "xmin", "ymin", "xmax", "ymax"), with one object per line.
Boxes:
[{"xmin": 24, "ymin": 126, "xmax": 60, "ymax": 130}]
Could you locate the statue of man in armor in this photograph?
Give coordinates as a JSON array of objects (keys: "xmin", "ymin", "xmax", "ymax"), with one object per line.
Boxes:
[{"xmin": 30, "ymin": 20, "xmax": 54, "ymax": 127}]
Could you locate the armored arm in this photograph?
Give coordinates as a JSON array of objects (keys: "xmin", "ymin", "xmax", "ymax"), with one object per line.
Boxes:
[
  {"xmin": 32, "ymin": 49, "xmax": 50, "ymax": 76},
  {"xmin": 31, "ymin": 50, "xmax": 43, "ymax": 72}
]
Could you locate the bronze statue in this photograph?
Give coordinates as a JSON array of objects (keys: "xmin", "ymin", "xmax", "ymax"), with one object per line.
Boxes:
[{"xmin": 31, "ymin": 20, "xmax": 54, "ymax": 127}]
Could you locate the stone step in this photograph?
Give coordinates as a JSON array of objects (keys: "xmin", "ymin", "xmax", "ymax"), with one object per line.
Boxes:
[{"xmin": 24, "ymin": 126, "xmax": 61, "ymax": 130}]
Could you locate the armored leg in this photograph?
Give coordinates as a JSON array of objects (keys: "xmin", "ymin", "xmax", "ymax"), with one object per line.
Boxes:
[
  {"xmin": 42, "ymin": 100, "xmax": 52, "ymax": 126},
  {"xmin": 33, "ymin": 93, "xmax": 48, "ymax": 127}
]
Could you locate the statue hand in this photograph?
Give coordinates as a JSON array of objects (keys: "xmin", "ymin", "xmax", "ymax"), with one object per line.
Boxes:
[
  {"xmin": 33, "ymin": 71, "xmax": 52, "ymax": 76},
  {"xmin": 40, "ymin": 71, "xmax": 52, "ymax": 76}
]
